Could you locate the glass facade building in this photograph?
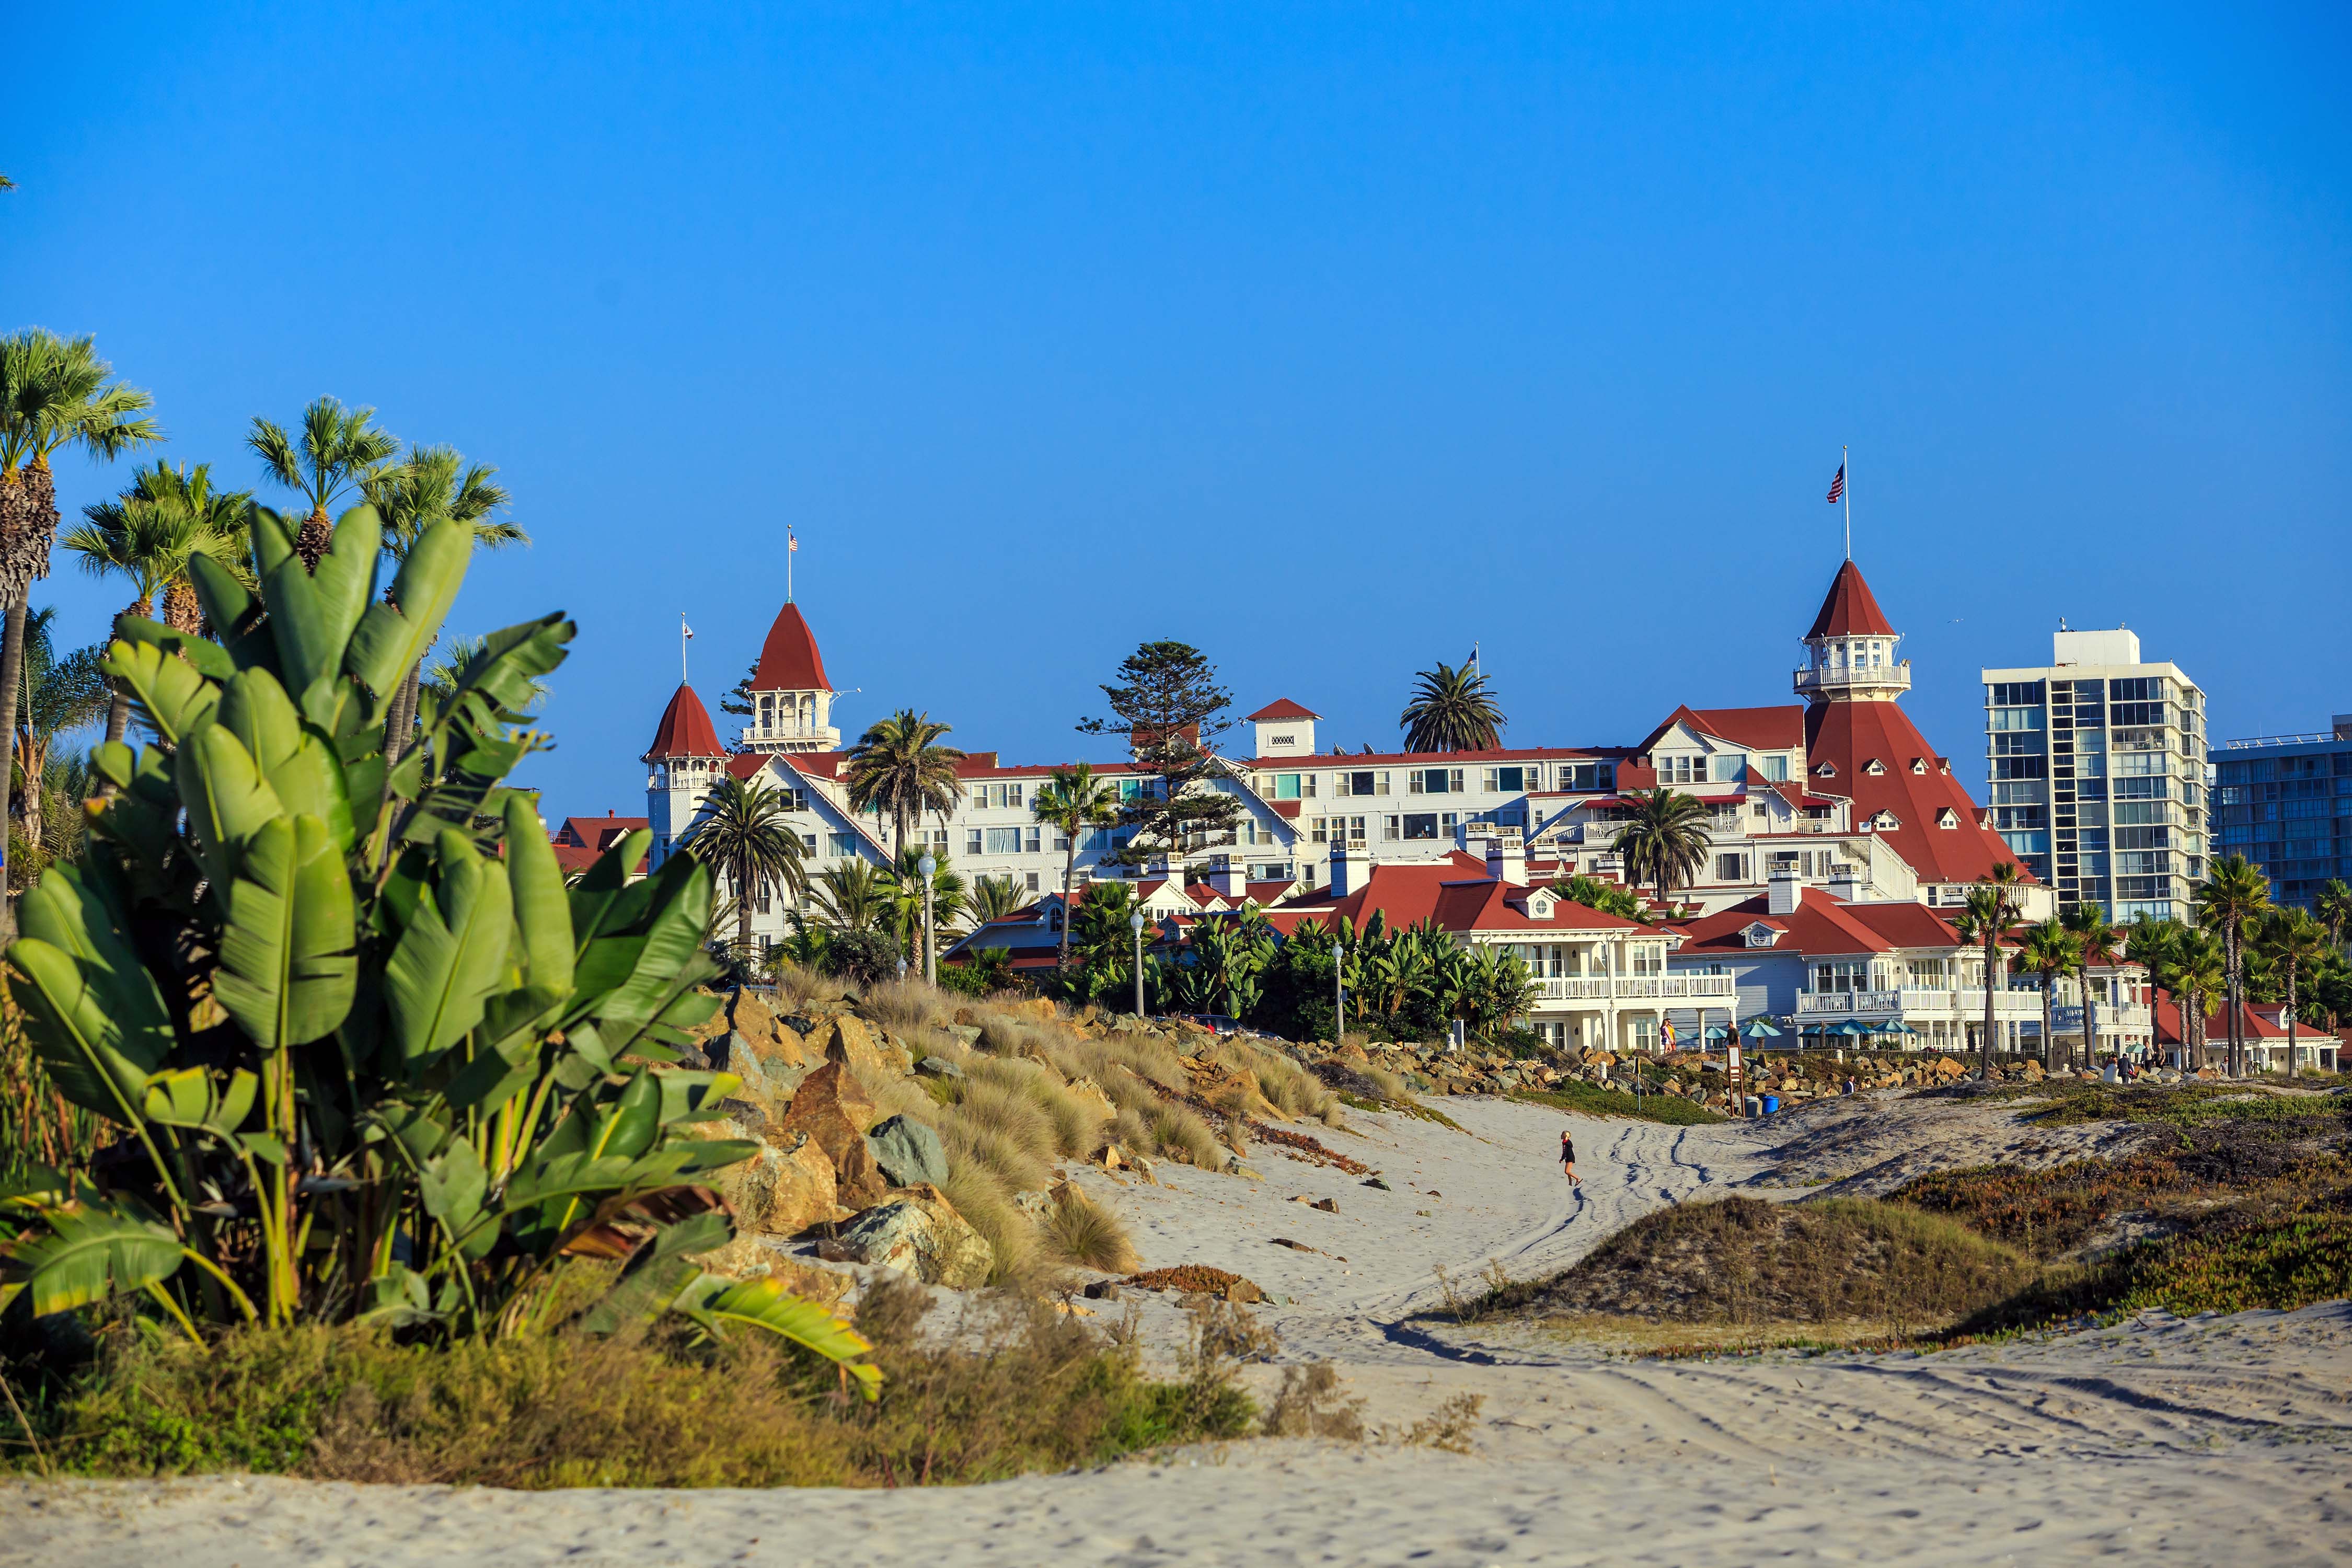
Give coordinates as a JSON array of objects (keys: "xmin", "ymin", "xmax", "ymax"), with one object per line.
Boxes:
[
  {"xmin": 1982, "ymin": 629, "xmax": 2207, "ymax": 923},
  {"xmin": 2210, "ymin": 717, "xmax": 2352, "ymax": 914}
]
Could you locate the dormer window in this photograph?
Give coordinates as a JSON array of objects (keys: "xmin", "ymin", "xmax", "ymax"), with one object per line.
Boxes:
[
  {"xmin": 1815, "ymin": 762, "xmax": 1837, "ymax": 778},
  {"xmin": 1744, "ymin": 922, "xmax": 1780, "ymax": 948},
  {"xmin": 1910, "ymin": 758, "xmax": 1928, "ymax": 775},
  {"xmin": 1937, "ymin": 808, "xmax": 1959, "ymax": 829},
  {"xmin": 1872, "ymin": 810, "xmax": 1901, "ymax": 830},
  {"xmin": 1864, "ymin": 759, "xmax": 1886, "ymax": 776}
]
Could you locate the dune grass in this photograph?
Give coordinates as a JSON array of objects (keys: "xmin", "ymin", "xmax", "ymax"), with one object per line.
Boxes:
[
  {"xmin": 5, "ymin": 1279, "xmax": 1253, "ymax": 1485},
  {"xmin": 1042, "ymin": 1187, "xmax": 1140, "ymax": 1274}
]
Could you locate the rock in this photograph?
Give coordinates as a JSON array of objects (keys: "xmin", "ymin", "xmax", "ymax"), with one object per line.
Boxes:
[
  {"xmin": 777, "ymin": 1060, "xmax": 879, "ymax": 1169},
  {"xmin": 942, "ymin": 1023, "xmax": 983, "ymax": 1049},
  {"xmin": 820, "ymin": 1013, "xmax": 915, "ymax": 1080},
  {"xmin": 710, "ymin": 1127, "xmax": 845, "ymax": 1237},
  {"xmin": 916, "ymin": 1055, "xmax": 966, "ymax": 1080},
  {"xmin": 1310, "ymin": 1196, "xmax": 1338, "ymax": 1213},
  {"xmin": 1082, "ymin": 1278, "xmax": 1121, "ymax": 1301},
  {"xmin": 866, "ymin": 1114, "xmax": 950, "ymax": 1189},
  {"xmin": 1016, "ymin": 997, "xmax": 1058, "ymax": 1022},
  {"xmin": 835, "ymin": 1135, "xmax": 893, "ymax": 1210},
  {"xmin": 1064, "ymin": 1076, "xmax": 1116, "ymax": 1117},
  {"xmin": 1361, "ymin": 1177, "xmax": 1391, "ymax": 1190},
  {"xmin": 1012, "ymin": 1189, "xmax": 1052, "ymax": 1223},
  {"xmin": 825, "ymin": 1184, "xmax": 995, "ymax": 1288}
]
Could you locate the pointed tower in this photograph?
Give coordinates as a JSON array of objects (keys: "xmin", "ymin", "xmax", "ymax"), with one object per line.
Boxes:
[
  {"xmin": 1794, "ymin": 561, "xmax": 2038, "ymax": 894},
  {"xmin": 739, "ymin": 602, "xmax": 840, "ymax": 754},
  {"xmin": 644, "ymin": 682, "xmax": 731, "ymax": 869}
]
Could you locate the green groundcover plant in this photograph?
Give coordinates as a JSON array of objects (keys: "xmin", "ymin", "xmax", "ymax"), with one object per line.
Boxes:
[{"xmin": 0, "ymin": 504, "xmax": 874, "ymax": 1391}]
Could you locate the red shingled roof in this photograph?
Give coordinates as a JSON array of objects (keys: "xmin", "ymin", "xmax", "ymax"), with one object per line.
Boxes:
[
  {"xmin": 1635, "ymin": 704, "xmax": 1808, "ymax": 757},
  {"xmin": 643, "ymin": 683, "xmax": 728, "ymax": 760},
  {"xmin": 1805, "ymin": 561, "xmax": 1898, "ymax": 639},
  {"xmin": 753, "ymin": 602, "xmax": 832, "ymax": 691},
  {"xmin": 1272, "ymin": 853, "xmax": 1652, "ymax": 937},
  {"xmin": 1248, "ymin": 698, "xmax": 1321, "ymax": 721},
  {"xmin": 549, "ymin": 813, "xmax": 651, "ymax": 877},
  {"xmin": 1803, "ymin": 699, "xmax": 2029, "ymax": 885}
]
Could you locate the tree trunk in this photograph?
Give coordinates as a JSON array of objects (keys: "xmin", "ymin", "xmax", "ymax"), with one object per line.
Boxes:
[
  {"xmin": 0, "ymin": 599, "xmax": 25, "ymax": 934},
  {"xmin": 2224, "ymin": 927, "xmax": 2243, "ymax": 1076},
  {"xmin": 294, "ymin": 508, "xmax": 334, "ymax": 573},
  {"xmin": 160, "ymin": 577, "xmax": 203, "ymax": 634},
  {"xmin": 383, "ymin": 660, "xmax": 422, "ymax": 762},
  {"xmin": 2283, "ymin": 962, "xmax": 2299, "ymax": 1077},
  {"xmin": 1979, "ymin": 935, "xmax": 1998, "ymax": 1080},
  {"xmin": 2041, "ymin": 982, "xmax": 2055, "ymax": 1070},
  {"xmin": 2080, "ymin": 972, "xmax": 2100, "ymax": 1075},
  {"xmin": 1058, "ymin": 837, "xmax": 1078, "ymax": 970}
]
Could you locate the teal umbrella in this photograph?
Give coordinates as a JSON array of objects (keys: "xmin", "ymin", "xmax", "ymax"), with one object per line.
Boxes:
[
  {"xmin": 1836, "ymin": 1020, "xmax": 1871, "ymax": 1037},
  {"xmin": 1742, "ymin": 1019, "xmax": 1783, "ymax": 1039},
  {"xmin": 1703, "ymin": 1025, "xmax": 1729, "ymax": 1041},
  {"xmin": 1877, "ymin": 1019, "xmax": 1916, "ymax": 1036}
]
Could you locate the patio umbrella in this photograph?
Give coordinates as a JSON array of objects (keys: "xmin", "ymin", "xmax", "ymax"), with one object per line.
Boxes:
[
  {"xmin": 1877, "ymin": 1019, "xmax": 1916, "ymax": 1036},
  {"xmin": 1703, "ymin": 1025, "xmax": 1728, "ymax": 1041},
  {"xmin": 1742, "ymin": 1019, "xmax": 1783, "ymax": 1039},
  {"xmin": 1836, "ymin": 1020, "xmax": 1871, "ymax": 1037}
]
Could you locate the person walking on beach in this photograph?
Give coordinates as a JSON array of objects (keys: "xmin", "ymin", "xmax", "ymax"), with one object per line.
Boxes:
[{"xmin": 1559, "ymin": 1129, "xmax": 1580, "ymax": 1186}]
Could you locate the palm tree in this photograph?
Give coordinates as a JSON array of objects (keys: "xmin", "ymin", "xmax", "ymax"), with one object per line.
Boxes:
[
  {"xmin": 1400, "ymin": 659, "xmax": 1504, "ymax": 753},
  {"xmin": 363, "ymin": 445, "xmax": 527, "ymax": 757},
  {"xmin": 2258, "ymin": 907, "xmax": 2331, "ymax": 1075},
  {"xmin": 811, "ymin": 860, "xmax": 893, "ymax": 932},
  {"xmin": 1551, "ymin": 873, "xmax": 1645, "ymax": 921},
  {"xmin": 2017, "ymin": 919, "xmax": 2083, "ymax": 1071},
  {"xmin": 1030, "ymin": 762, "xmax": 1123, "ymax": 969},
  {"xmin": 67, "ymin": 462, "xmax": 252, "ymax": 748},
  {"xmin": 841, "ymin": 709, "xmax": 965, "ymax": 856},
  {"xmin": 2196, "ymin": 853, "xmax": 2272, "ymax": 1077},
  {"xmin": 881, "ymin": 844, "xmax": 967, "ymax": 968},
  {"xmin": 970, "ymin": 874, "xmax": 1030, "ymax": 926},
  {"xmin": 1611, "ymin": 788, "xmax": 1711, "ymax": 912},
  {"xmin": 247, "ymin": 396, "xmax": 399, "ymax": 572},
  {"xmin": 6, "ymin": 608, "xmax": 107, "ymax": 884},
  {"xmin": 2316, "ymin": 879, "xmax": 2352, "ymax": 951},
  {"xmin": 2061, "ymin": 901, "xmax": 2120, "ymax": 1073},
  {"xmin": 0, "ymin": 331, "xmax": 158, "ymax": 932},
  {"xmin": 2173, "ymin": 928, "xmax": 2227, "ymax": 1073},
  {"xmin": 1954, "ymin": 871, "xmax": 2024, "ymax": 1080},
  {"xmin": 678, "ymin": 774, "xmax": 808, "ymax": 956}
]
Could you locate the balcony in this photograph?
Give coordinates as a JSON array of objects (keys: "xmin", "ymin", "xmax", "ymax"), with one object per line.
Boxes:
[
  {"xmin": 1792, "ymin": 659, "xmax": 1911, "ymax": 699},
  {"xmin": 1528, "ymin": 974, "xmax": 1737, "ymax": 1005},
  {"xmin": 1796, "ymin": 987, "xmax": 2043, "ymax": 1021}
]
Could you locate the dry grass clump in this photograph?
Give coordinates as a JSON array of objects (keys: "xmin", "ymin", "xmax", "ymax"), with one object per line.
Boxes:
[
  {"xmin": 766, "ymin": 961, "xmax": 838, "ymax": 1013},
  {"xmin": 1363, "ymin": 1066, "xmax": 1409, "ymax": 1101},
  {"xmin": 940, "ymin": 1163, "xmax": 1037, "ymax": 1282},
  {"xmin": 861, "ymin": 976, "xmax": 952, "ymax": 1033},
  {"xmin": 1042, "ymin": 1187, "xmax": 1139, "ymax": 1273},
  {"xmin": 1223, "ymin": 1042, "xmax": 1336, "ymax": 1123},
  {"xmin": 1106, "ymin": 1105, "xmax": 1153, "ymax": 1157},
  {"xmin": 966, "ymin": 1056, "xmax": 1105, "ymax": 1159},
  {"xmin": 1148, "ymin": 1103, "xmax": 1225, "ymax": 1169},
  {"xmin": 939, "ymin": 1087, "xmax": 1056, "ymax": 1195},
  {"xmin": 1260, "ymin": 1364, "xmax": 1366, "ymax": 1442}
]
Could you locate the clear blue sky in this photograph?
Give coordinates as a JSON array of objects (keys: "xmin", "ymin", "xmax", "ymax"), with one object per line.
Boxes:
[{"xmin": 9, "ymin": 4, "xmax": 2348, "ymax": 816}]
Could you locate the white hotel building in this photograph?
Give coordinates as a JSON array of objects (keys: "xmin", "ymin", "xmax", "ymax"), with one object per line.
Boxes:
[{"xmin": 616, "ymin": 560, "xmax": 2077, "ymax": 1052}]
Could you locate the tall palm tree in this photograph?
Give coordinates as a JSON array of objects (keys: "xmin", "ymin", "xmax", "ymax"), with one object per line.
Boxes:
[
  {"xmin": 1030, "ymin": 762, "xmax": 1123, "ymax": 969},
  {"xmin": 1551, "ymin": 873, "xmax": 1646, "ymax": 921},
  {"xmin": 6, "ymin": 608, "xmax": 107, "ymax": 883},
  {"xmin": 2258, "ymin": 907, "xmax": 2331, "ymax": 1075},
  {"xmin": 2173, "ymin": 927, "xmax": 2227, "ymax": 1073},
  {"xmin": 0, "ymin": 331, "xmax": 158, "ymax": 932},
  {"xmin": 1954, "ymin": 870, "xmax": 2024, "ymax": 1080},
  {"xmin": 678, "ymin": 774, "xmax": 808, "ymax": 956},
  {"xmin": 2017, "ymin": 918, "xmax": 2083, "ymax": 1071},
  {"xmin": 842, "ymin": 709, "xmax": 965, "ymax": 855},
  {"xmin": 2061, "ymin": 901, "xmax": 2120, "ymax": 1073},
  {"xmin": 1400, "ymin": 659, "xmax": 1504, "ymax": 753},
  {"xmin": 247, "ymin": 396, "xmax": 399, "ymax": 572},
  {"xmin": 881, "ymin": 844, "xmax": 968, "ymax": 967},
  {"xmin": 362, "ymin": 445, "xmax": 527, "ymax": 758},
  {"xmin": 2196, "ymin": 853, "xmax": 2272, "ymax": 1077},
  {"xmin": 1611, "ymin": 788, "xmax": 1711, "ymax": 912},
  {"xmin": 67, "ymin": 462, "xmax": 252, "ymax": 748},
  {"xmin": 2316, "ymin": 879, "xmax": 2352, "ymax": 951}
]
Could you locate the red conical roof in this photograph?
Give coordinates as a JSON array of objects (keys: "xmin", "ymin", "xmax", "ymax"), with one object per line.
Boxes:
[
  {"xmin": 1805, "ymin": 561, "xmax": 1898, "ymax": 639},
  {"xmin": 643, "ymin": 683, "xmax": 728, "ymax": 760},
  {"xmin": 754, "ymin": 602, "xmax": 832, "ymax": 691}
]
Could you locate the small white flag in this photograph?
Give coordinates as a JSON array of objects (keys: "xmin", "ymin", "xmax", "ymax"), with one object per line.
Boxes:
[{"xmin": 682, "ymin": 621, "xmax": 695, "ymax": 639}]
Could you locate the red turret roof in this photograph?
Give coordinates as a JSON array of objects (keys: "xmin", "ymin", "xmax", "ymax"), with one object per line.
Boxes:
[
  {"xmin": 643, "ymin": 683, "xmax": 728, "ymax": 760},
  {"xmin": 1805, "ymin": 561, "xmax": 1898, "ymax": 639},
  {"xmin": 1803, "ymin": 699, "xmax": 2030, "ymax": 885},
  {"xmin": 1248, "ymin": 698, "xmax": 1321, "ymax": 721},
  {"xmin": 753, "ymin": 602, "xmax": 832, "ymax": 691}
]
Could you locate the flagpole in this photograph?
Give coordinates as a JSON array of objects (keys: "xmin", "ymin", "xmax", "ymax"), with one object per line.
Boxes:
[
  {"xmin": 1843, "ymin": 445, "xmax": 1851, "ymax": 561},
  {"xmin": 787, "ymin": 530, "xmax": 795, "ymax": 603},
  {"xmin": 680, "ymin": 614, "xmax": 689, "ymax": 684}
]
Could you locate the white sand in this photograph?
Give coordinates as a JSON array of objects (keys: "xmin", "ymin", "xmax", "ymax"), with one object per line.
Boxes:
[{"xmin": 9, "ymin": 1096, "xmax": 2350, "ymax": 1566}]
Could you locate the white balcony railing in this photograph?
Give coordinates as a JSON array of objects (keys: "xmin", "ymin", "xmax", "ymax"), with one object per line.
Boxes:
[
  {"xmin": 1528, "ymin": 974, "xmax": 1737, "ymax": 1004},
  {"xmin": 1795, "ymin": 987, "xmax": 2044, "ymax": 1019},
  {"xmin": 1793, "ymin": 660, "xmax": 1911, "ymax": 697}
]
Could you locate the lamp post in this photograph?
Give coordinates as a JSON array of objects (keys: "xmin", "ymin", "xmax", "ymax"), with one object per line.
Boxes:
[
  {"xmin": 1129, "ymin": 909, "xmax": 1147, "ymax": 1018},
  {"xmin": 918, "ymin": 852, "xmax": 937, "ymax": 986},
  {"xmin": 1334, "ymin": 937, "xmax": 1346, "ymax": 1044}
]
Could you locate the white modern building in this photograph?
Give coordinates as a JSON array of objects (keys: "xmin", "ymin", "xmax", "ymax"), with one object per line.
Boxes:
[
  {"xmin": 624, "ymin": 559, "xmax": 2052, "ymax": 967},
  {"xmin": 1981, "ymin": 628, "xmax": 2208, "ymax": 923}
]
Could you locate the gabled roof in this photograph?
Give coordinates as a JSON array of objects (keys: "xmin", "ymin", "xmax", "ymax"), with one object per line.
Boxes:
[
  {"xmin": 1635, "ymin": 704, "xmax": 1807, "ymax": 757},
  {"xmin": 1247, "ymin": 698, "xmax": 1321, "ymax": 722},
  {"xmin": 1805, "ymin": 561, "xmax": 1899, "ymax": 639},
  {"xmin": 752, "ymin": 602, "xmax": 832, "ymax": 691},
  {"xmin": 1270, "ymin": 852, "xmax": 1653, "ymax": 938},
  {"xmin": 1803, "ymin": 700, "xmax": 2030, "ymax": 885},
  {"xmin": 549, "ymin": 814, "xmax": 650, "ymax": 877},
  {"xmin": 2153, "ymin": 991, "xmax": 2290, "ymax": 1045},
  {"xmin": 643, "ymin": 683, "xmax": 728, "ymax": 760},
  {"xmin": 1671, "ymin": 887, "xmax": 1901, "ymax": 958}
]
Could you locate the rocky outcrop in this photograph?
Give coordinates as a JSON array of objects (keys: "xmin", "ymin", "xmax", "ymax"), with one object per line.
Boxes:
[
  {"xmin": 822, "ymin": 1184, "xmax": 994, "ymax": 1288},
  {"xmin": 866, "ymin": 1114, "xmax": 950, "ymax": 1189},
  {"xmin": 777, "ymin": 1060, "xmax": 879, "ymax": 1168}
]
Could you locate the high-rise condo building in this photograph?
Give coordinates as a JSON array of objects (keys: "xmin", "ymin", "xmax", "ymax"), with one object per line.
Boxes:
[
  {"xmin": 2211, "ymin": 715, "xmax": 2352, "ymax": 914},
  {"xmin": 1981, "ymin": 628, "xmax": 2208, "ymax": 923}
]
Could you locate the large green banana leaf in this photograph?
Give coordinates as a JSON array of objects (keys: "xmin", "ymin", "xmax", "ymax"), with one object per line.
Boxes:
[
  {"xmin": 385, "ymin": 830, "xmax": 515, "ymax": 1068},
  {"xmin": 674, "ymin": 1275, "xmax": 881, "ymax": 1400},
  {"xmin": 176, "ymin": 723, "xmax": 288, "ymax": 890},
  {"xmin": 99, "ymin": 637, "xmax": 221, "ymax": 747},
  {"xmin": 345, "ymin": 517, "xmax": 472, "ymax": 701},
  {"xmin": 253, "ymin": 505, "xmax": 379, "ymax": 698},
  {"xmin": 212, "ymin": 813, "xmax": 360, "ymax": 1050},
  {"xmin": 502, "ymin": 794, "xmax": 575, "ymax": 1004},
  {"xmin": 0, "ymin": 1194, "xmax": 185, "ymax": 1317},
  {"xmin": 216, "ymin": 669, "xmax": 358, "ymax": 854}
]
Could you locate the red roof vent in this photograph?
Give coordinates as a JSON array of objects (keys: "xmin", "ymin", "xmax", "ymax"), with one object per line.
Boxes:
[
  {"xmin": 643, "ymin": 683, "xmax": 728, "ymax": 760},
  {"xmin": 1247, "ymin": 698, "xmax": 1321, "ymax": 722},
  {"xmin": 1804, "ymin": 561, "xmax": 1899, "ymax": 639},
  {"xmin": 753, "ymin": 602, "xmax": 832, "ymax": 692}
]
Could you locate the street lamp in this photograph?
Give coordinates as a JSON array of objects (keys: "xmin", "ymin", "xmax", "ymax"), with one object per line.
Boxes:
[
  {"xmin": 918, "ymin": 852, "xmax": 937, "ymax": 986},
  {"xmin": 1129, "ymin": 909, "xmax": 1147, "ymax": 1018}
]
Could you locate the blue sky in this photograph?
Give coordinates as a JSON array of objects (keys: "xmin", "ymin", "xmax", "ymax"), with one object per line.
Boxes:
[{"xmin": 8, "ymin": 4, "xmax": 2348, "ymax": 815}]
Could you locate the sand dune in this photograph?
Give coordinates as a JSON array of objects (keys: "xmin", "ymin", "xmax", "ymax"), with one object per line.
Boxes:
[{"xmin": 10, "ymin": 1095, "xmax": 2350, "ymax": 1567}]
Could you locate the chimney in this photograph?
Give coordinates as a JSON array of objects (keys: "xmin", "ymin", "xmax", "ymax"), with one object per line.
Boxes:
[
  {"xmin": 1828, "ymin": 860, "xmax": 1862, "ymax": 903},
  {"xmin": 1768, "ymin": 867, "xmax": 1801, "ymax": 917},
  {"xmin": 1484, "ymin": 833, "xmax": 1527, "ymax": 885},
  {"xmin": 1329, "ymin": 842, "xmax": 1367, "ymax": 898},
  {"xmin": 1204, "ymin": 855, "xmax": 1245, "ymax": 900}
]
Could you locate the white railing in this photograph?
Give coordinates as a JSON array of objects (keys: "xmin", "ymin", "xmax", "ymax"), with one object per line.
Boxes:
[
  {"xmin": 1793, "ymin": 661, "xmax": 1911, "ymax": 696},
  {"xmin": 1529, "ymin": 974, "xmax": 1737, "ymax": 1004},
  {"xmin": 1796, "ymin": 987, "xmax": 2043, "ymax": 1019}
]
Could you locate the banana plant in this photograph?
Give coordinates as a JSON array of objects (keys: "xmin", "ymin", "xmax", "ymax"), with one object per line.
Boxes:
[{"xmin": 0, "ymin": 504, "xmax": 875, "ymax": 1393}]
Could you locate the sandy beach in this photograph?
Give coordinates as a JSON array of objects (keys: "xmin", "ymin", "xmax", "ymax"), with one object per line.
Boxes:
[{"xmin": 9, "ymin": 1093, "xmax": 2350, "ymax": 1566}]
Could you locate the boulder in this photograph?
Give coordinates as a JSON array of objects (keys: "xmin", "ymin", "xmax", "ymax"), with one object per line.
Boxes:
[
  {"xmin": 822, "ymin": 1013, "xmax": 916, "ymax": 1080},
  {"xmin": 834, "ymin": 1134, "xmax": 893, "ymax": 1210},
  {"xmin": 777, "ymin": 1060, "xmax": 879, "ymax": 1169},
  {"xmin": 941, "ymin": 1023, "xmax": 983, "ymax": 1049},
  {"xmin": 824, "ymin": 1184, "xmax": 994, "ymax": 1288},
  {"xmin": 866, "ymin": 1114, "xmax": 950, "ymax": 1189},
  {"xmin": 1063, "ymin": 1076, "xmax": 1116, "ymax": 1117},
  {"xmin": 916, "ymin": 1054, "xmax": 966, "ymax": 1080},
  {"xmin": 709, "ymin": 1127, "xmax": 844, "ymax": 1237}
]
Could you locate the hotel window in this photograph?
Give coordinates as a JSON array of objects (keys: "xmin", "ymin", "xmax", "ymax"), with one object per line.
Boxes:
[
  {"xmin": 1025, "ymin": 872, "xmax": 1041, "ymax": 891},
  {"xmin": 1274, "ymin": 774, "xmax": 1304, "ymax": 800},
  {"xmin": 1715, "ymin": 853, "xmax": 1749, "ymax": 882},
  {"xmin": 965, "ymin": 829, "xmax": 983, "ymax": 856},
  {"xmin": 1053, "ymin": 829, "xmax": 1071, "ymax": 851},
  {"xmin": 1382, "ymin": 814, "xmax": 1402, "ymax": 840},
  {"xmin": 985, "ymin": 827, "xmax": 1024, "ymax": 854},
  {"xmin": 801, "ymin": 833, "xmax": 818, "ymax": 852},
  {"xmin": 1410, "ymin": 768, "xmax": 1463, "ymax": 794},
  {"xmin": 1482, "ymin": 766, "xmax": 1527, "ymax": 792},
  {"xmin": 827, "ymin": 833, "xmax": 859, "ymax": 857},
  {"xmin": 1402, "ymin": 813, "xmax": 1440, "ymax": 840},
  {"xmin": 1713, "ymin": 754, "xmax": 1745, "ymax": 783},
  {"xmin": 1025, "ymin": 827, "xmax": 1042, "ymax": 854}
]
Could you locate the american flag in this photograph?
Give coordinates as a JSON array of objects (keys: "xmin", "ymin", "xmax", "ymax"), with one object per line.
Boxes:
[
  {"xmin": 788, "ymin": 532, "xmax": 798, "ymax": 553},
  {"xmin": 1825, "ymin": 464, "xmax": 1846, "ymax": 503}
]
